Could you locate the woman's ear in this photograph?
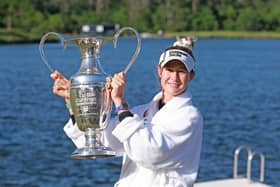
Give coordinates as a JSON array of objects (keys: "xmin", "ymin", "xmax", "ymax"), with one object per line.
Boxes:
[
  {"xmin": 190, "ymin": 70, "xmax": 195, "ymax": 80},
  {"xmin": 157, "ymin": 66, "xmax": 162, "ymax": 77}
]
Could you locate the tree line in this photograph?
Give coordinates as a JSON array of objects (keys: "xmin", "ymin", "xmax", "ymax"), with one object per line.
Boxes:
[{"xmin": 0, "ymin": 0, "xmax": 280, "ymax": 35}]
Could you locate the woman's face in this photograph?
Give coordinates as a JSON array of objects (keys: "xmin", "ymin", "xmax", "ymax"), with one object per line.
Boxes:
[{"xmin": 158, "ymin": 60, "xmax": 194, "ymax": 102}]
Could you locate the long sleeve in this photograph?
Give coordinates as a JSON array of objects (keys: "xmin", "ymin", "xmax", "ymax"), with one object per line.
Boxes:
[
  {"xmin": 102, "ymin": 115, "xmax": 124, "ymax": 153},
  {"xmin": 63, "ymin": 118, "xmax": 85, "ymax": 148}
]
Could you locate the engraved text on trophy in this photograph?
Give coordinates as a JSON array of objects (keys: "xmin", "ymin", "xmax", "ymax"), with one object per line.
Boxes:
[{"xmin": 70, "ymin": 84, "xmax": 105, "ymax": 131}]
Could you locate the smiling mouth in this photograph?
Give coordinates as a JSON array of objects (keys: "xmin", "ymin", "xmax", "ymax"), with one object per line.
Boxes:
[{"xmin": 168, "ymin": 82, "xmax": 180, "ymax": 87}]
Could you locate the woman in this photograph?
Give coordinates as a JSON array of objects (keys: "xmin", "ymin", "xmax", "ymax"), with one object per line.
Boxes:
[{"xmin": 51, "ymin": 37, "xmax": 203, "ymax": 187}]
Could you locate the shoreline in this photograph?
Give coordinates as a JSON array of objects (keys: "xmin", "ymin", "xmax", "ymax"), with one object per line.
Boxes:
[
  {"xmin": 1, "ymin": 29, "xmax": 280, "ymax": 44},
  {"xmin": 147, "ymin": 30, "xmax": 280, "ymax": 39}
]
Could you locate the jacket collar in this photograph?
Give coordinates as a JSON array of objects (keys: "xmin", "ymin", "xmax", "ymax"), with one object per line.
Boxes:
[
  {"xmin": 146, "ymin": 90, "xmax": 192, "ymax": 123},
  {"xmin": 152, "ymin": 89, "xmax": 192, "ymax": 108}
]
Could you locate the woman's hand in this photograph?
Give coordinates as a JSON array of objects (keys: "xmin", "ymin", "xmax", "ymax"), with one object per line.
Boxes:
[
  {"xmin": 50, "ymin": 70, "xmax": 71, "ymax": 104},
  {"xmin": 110, "ymin": 72, "xmax": 126, "ymax": 106}
]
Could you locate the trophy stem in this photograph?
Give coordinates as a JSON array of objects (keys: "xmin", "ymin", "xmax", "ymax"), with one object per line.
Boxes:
[
  {"xmin": 85, "ymin": 128, "xmax": 101, "ymax": 148},
  {"xmin": 71, "ymin": 128, "xmax": 116, "ymax": 159}
]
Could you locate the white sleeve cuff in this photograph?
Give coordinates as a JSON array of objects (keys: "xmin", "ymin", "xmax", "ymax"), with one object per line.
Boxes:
[
  {"xmin": 112, "ymin": 114, "xmax": 143, "ymax": 142},
  {"xmin": 63, "ymin": 119, "xmax": 85, "ymax": 148}
]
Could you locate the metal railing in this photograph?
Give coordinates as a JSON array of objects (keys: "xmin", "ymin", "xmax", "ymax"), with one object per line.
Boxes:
[{"xmin": 233, "ymin": 146, "xmax": 265, "ymax": 182}]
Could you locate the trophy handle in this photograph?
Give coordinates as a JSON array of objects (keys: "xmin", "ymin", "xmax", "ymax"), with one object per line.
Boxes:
[
  {"xmin": 113, "ymin": 27, "xmax": 141, "ymax": 74},
  {"xmin": 39, "ymin": 32, "xmax": 66, "ymax": 73}
]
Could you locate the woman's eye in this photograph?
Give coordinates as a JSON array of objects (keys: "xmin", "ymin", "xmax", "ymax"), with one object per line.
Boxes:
[
  {"xmin": 166, "ymin": 68, "xmax": 174, "ymax": 72},
  {"xmin": 178, "ymin": 69, "xmax": 187, "ymax": 73}
]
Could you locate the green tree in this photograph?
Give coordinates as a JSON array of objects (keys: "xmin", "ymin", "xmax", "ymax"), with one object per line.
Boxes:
[
  {"xmin": 112, "ymin": 7, "xmax": 129, "ymax": 26},
  {"xmin": 236, "ymin": 7, "xmax": 261, "ymax": 31},
  {"xmin": 169, "ymin": 1, "xmax": 192, "ymax": 32},
  {"xmin": 192, "ymin": 6, "xmax": 218, "ymax": 30},
  {"xmin": 44, "ymin": 14, "xmax": 65, "ymax": 32},
  {"xmin": 120, "ymin": 0, "xmax": 154, "ymax": 31},
  {"xmin": 221, "ymin": 5, "xmax": 237, "ymax": 30},
  {"xmin": 262, "ymin": 7, "xmax": 280, "ymax": 31},
  {"xmin": 151, "ymin": 4, "xmax": 166, "ymax": 32},
  {"xmin": 151, "ymin": 0, "xmax": 193, "ymax": 32},
  {"xmin": 2, "ymin": 0, "xmax": 21, "ymax": 30}
]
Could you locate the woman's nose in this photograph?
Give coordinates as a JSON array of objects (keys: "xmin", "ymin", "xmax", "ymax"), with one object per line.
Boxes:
[{"xmin": 170, "ymin": 71, "xmax": 179, "ymax": 79}]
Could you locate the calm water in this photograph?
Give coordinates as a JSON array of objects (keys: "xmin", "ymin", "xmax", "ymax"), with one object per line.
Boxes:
[{"xmin": 0, "ymin": 38, "xmax": 279, "ymax": 186}]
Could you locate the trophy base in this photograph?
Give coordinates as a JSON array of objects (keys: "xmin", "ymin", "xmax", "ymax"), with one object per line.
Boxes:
[{"xmin": 71, "ymin": 147, "xmax": 116, "ymax": 159}]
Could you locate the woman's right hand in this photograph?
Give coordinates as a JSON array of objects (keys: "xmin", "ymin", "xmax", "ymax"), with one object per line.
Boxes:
[
  {"xmin": 110, "ymin": 72, "xmax": 126, "ymax": 107},
  {"xmin": 50, "ymin": 70, "xmax": 71, "ymax": 104}
]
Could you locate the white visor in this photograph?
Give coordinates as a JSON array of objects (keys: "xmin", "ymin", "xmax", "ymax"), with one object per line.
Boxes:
[{"xmin": 159, "ymin": 49, "xmax": 195, "ymax": 72}]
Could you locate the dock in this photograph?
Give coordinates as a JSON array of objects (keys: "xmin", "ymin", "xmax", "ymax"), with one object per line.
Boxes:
[
  {"xmin": 195, "ymin": 178, "xmax": 271, "ymax": 187},
  {"xmin": 194, "ymin": 146, "xmax": 272, "ymax": 187}
]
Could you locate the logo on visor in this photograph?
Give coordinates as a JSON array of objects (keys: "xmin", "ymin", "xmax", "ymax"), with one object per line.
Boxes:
[{"xmin": 168, "ymin": 50, "xmax": 186, "ymax": 57}]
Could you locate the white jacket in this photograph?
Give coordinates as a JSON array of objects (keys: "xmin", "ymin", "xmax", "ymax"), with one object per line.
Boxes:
[{"xmin": 64, "ymin": 90, "xmax": 203, "ymax": 187}]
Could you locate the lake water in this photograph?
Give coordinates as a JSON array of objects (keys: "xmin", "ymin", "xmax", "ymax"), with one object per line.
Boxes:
[{"xmin": 0, "ymin": 38, "xmax": 279, "ymax": 186}]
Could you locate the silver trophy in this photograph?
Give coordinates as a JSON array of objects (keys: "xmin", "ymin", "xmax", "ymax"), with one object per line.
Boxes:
[{"xmin": 39, "ymin": 27, "xmax": 141, "ymax": 159}]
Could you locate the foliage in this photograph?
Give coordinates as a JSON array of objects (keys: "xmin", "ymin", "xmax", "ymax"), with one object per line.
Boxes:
[
  {"xmin": 191, "ymin": 6, "xmax": 219, "ymax": 30},
  {"xmin": 236, "ymin": 8, "xmax": 262, "ymax": 31},
  {"xmin": 0, "ymin": 0, "xmax": 279, "ymax": 38}
]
